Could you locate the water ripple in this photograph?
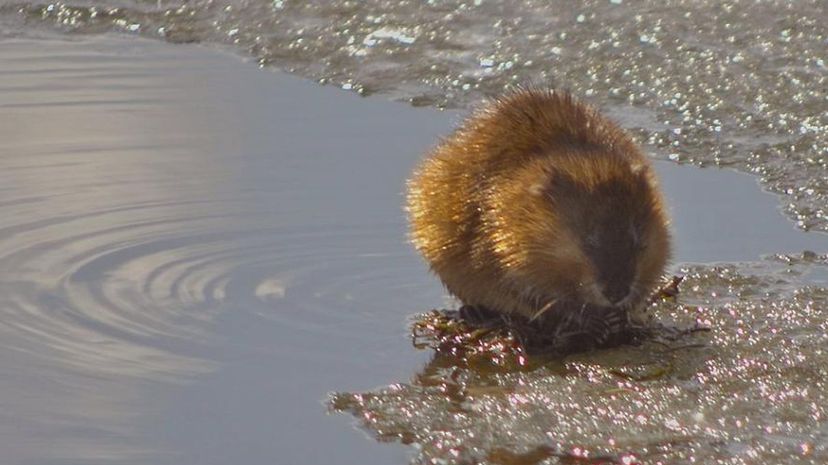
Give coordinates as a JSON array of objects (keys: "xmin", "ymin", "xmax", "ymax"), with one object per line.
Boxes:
[{"xmin": 0, "ymin": 38, "xmax": 437, "ymax": 387}]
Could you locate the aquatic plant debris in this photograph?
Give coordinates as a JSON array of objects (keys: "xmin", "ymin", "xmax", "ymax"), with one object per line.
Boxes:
[
  {"xmin": 410, "ymin": 275, "xmax": 699, "ymax": 360},
  {"xmin": 331, "ymin": 253, "xmax": 828, "ymax": 465}
]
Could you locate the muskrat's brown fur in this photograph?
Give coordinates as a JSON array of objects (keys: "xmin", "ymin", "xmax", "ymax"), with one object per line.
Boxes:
[{"xmin": 407, "ymin": 89, "xmax": 671, "ymax": 346}]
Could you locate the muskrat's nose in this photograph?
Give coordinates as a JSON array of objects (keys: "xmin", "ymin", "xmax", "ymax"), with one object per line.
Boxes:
[{"xmin": 604, "ymin": 284, "xmax": 630, "ymax": 305}]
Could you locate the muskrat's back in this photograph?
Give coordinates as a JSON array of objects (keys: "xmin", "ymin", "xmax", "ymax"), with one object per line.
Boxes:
[{"xmin": 407, "ymin": 89, "xmax": 670, "ymax": 328}]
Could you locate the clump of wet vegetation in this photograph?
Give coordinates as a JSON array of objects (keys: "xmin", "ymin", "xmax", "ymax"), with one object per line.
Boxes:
[
  {"xmin": 410, "ymin": 275, "xmax": 697, "ymax": 362},
  {"xmin": 331, "ymin": 253, "xmax": 828, "ymax": 465}
]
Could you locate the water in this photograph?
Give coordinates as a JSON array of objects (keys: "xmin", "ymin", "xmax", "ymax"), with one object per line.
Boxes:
[
  {"xmin": 0, "ymin": 2, "xmax": 826, "ymax": 464},
  {"xmin": 0, "ymin": 36, "xmax": 446, "ymax": 464},
  {"xmin": 2, "ymin": 0, "xmax": 826, "ymax": 232}
]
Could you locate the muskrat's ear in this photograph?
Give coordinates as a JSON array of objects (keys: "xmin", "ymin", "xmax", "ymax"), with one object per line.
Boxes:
[
  {"xmin": 545, "ymin": 171, "xmax": 580, "ymax": 199},
  {"xmin": 527, "ymin": 165, "xmax": 558, "ymax": 197}
]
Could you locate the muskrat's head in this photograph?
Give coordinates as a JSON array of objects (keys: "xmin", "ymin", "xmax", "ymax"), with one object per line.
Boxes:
[
  {"xmin": 499, "ymin": 152, "xmax": 671, "ymax": 312},
  {"xmin": 547, "ymin": 153, "xmax": 671, "ymax": 309}
]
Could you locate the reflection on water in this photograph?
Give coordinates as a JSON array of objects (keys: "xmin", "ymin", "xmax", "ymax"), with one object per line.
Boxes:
[{"xmin": 0, "ymin": 35, "xmax": 825, "ymax": 464}]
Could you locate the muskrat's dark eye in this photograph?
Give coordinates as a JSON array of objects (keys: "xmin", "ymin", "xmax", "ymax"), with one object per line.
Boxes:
[
  {"xmin": 586, "ymin": 232, "xmax": 600, "ymax": 248},
  {"xmin": 629, "ymin": 224, "xmax": 645, "ymax": 250}
]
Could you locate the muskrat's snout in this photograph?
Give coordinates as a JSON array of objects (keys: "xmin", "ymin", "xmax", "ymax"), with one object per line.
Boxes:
[
  {"xmin": 584, "ymin": 276, "xmax": 633, "ymax": 309},
  {"xmin": 603, "ymin": 280, "xmax": 632, "ymax": 306},
  {"xmin": 586, "ymin": 241, "xmax": 638, "ymax": 307}
]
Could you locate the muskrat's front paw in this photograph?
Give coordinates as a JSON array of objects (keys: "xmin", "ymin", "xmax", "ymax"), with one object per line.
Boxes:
[{"xmin": 458, "ymin": 304, "xmax": 503, "ymax": 328}]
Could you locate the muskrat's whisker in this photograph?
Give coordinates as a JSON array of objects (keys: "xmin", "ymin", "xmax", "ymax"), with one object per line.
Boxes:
[{"xmin": 529, "ymin": 298, "xmax": 557, "ymax": 322}]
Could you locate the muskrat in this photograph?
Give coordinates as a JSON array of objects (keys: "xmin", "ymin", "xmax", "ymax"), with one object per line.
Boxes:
[{"xmin": 406, "ymin": 89, "xmax": 671, "ymax": 350}]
